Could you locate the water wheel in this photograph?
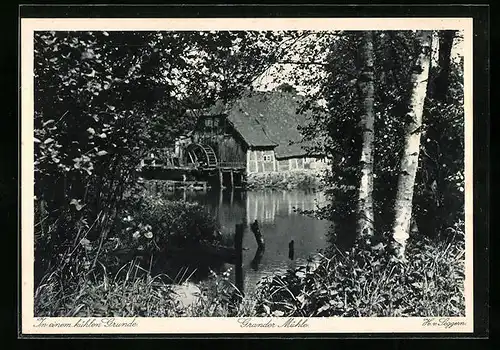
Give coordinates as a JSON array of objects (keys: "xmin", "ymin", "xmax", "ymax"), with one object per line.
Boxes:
[{"xmin": 185, "ymin": 143, "xmax": 218, "ymax": 168}]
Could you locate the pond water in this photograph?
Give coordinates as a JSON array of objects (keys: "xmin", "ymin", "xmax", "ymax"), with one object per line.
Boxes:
[{"xmin": 165, "ymin": 188, "xmax": 332, "ymax": 295}]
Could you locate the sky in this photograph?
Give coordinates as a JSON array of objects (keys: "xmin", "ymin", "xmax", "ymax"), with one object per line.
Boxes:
[
  {"xmin": 252, "ymin": 32, "xmax": 331, "ymax": 96},
  {"xmin": 253, "ymin": 30, "xmax": 465, "ymax": 96}
]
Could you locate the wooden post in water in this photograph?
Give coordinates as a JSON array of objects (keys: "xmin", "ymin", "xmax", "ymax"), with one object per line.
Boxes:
[
  {"xmin": 219, "ymin": 170, "xmax": 223, "ymax": 189},
  {"xmin": 230, "ymin": 170, "xmax": 234, "ymax": 188},
  {"xmin": 250, "ymin": 245, "xmax": 265, "ymax": 271},
  {"xmin": 234, "ymin": 223, "xmax": 245, "ymax": 298},
  {"xmin": 236, "ymin": 172, "xmax": 242, "ymax": 188},
  {"xmin": 288, "ymin": 240, "xmax": 295, "ymax": 260},
  {"xmin": 250, "ymin": 220, "xmax": 265, "ymax": 249}
]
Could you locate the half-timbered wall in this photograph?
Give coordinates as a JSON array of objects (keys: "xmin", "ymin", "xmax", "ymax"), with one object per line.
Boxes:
[
  {"xmin": 247, "ymin": 149, "xmax": 276, "ymax": 173},
  {"xmin": 246, "ymin": 150, "xmax": 329, "ymax": 174}
]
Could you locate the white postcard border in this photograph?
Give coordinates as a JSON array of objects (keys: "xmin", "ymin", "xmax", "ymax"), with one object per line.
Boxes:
[{"xmin": 21, "ymin": 17, "xmax": 474, "ymax": 334}]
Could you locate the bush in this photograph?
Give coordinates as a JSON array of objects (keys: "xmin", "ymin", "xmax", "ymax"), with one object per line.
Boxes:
[
  {"xmin": 246, "ymin": 170, "xmax": 323, "ymax": 190},
  {"xmin": 254, "ymin": 223, "xmax": 465, "ymax": 317},
  {"xmin": 34, "ymin": 183, "xmax": 223, "ymax": 316},
  {"xmin": 115, "ymin": 192, "xmax": 220, "ymax": 251}
]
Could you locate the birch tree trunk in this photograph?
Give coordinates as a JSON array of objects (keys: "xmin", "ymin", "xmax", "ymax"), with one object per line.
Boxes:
[
  {"xmin": 392, "ymin": 30, "xmax": 433, "ymax": 257},
  {"xmin": 356, "ymin": 31, "xmax": 375, "ymax": 238}
]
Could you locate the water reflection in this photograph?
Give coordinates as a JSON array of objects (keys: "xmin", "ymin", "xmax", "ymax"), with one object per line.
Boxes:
[
  {"xmin": 242, "ymin": 190, "xmax": 329, "ymax": 294},
  {"xmin": 250, "ymin": 246, "xmax": 265, "ymax": 271},
  {"xmin": 164, "ymin": 188, "xmax": 331, "ymax": 294}
]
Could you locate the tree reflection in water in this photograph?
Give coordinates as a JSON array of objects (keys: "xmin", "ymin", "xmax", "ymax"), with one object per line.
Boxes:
[{"xmin": 250, "ymin": 246, "xmax": 265, "ymax": 271}]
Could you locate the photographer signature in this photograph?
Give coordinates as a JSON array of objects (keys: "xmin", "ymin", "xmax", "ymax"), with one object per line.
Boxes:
[{"xmin": 422, "ymin": 317, "xmax": 467, "ymax": 329}]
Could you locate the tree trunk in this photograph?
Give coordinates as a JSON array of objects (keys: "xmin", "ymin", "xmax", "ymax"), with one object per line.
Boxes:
[
  {"xmin": 434, "ymin": 30, "xmax": 456, "ymax": 101},
  {"xmin": 419, "ymin": 30, "xmax": 456, "ymax": 238},
  {"xmin": 392, "ymin": 30, "xmax": 433, "ymax": 257},
  {"xmin": 356, "ymin": 31, "xmax": 376, "ymax": 238}
]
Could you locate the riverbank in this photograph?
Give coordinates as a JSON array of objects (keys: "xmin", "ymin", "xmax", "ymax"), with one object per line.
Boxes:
[
  {"xmin": 246, "ymin": 170, "xmax": 324, "ymax": 190},
  {"xmin": 35, "ymin": 222, "xmax": 465, "ymax": 317},
  {"xmin": 254, "ymin": 230, "xmax": 466, "ymax": 317},
  {"xmin": 34, "ymin": 182, "xmax": 465, "ymax": 318},
  {"xmin": 176, "ymin": 227, "xmax": 466, "ymax": 317},
  {"xmin": 33, "ymin": 190, "xmax": 228, "ymax": 316}
]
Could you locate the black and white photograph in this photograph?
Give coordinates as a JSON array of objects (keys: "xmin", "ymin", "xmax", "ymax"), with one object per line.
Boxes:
[{"xmin": 21, "ymin": 16, "xmax": 476, "ymax": 334}]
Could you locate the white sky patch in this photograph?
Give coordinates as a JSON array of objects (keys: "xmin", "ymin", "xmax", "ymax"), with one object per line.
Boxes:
[
  {"xmin": 253, "ymin": 63, "xmax": 327, "ymax": 95},
  {"xmin": 431, "ymin": 30, "xmax": 464, "ymax": 65},
  {"xmin": 253, "ymin": 32, "xmax": 333, "ymax": 95},
  {"xmin": 255, "ymin": 30, "xmax": 464, "ymax": 95}
]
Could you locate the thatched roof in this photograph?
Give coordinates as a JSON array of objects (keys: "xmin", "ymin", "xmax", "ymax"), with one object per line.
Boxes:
[{"xmin": 186, "ymin": 90, "xmax": 323, "ymax": 159}]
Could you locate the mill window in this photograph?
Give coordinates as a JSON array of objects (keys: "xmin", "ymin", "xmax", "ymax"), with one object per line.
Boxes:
[{"xmin": 263, "ymin": 154, "xmax": 273, "ymax": 162}]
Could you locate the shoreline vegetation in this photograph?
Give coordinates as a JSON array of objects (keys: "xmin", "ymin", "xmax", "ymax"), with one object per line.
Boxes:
[
  {"xmin": 246, "ymin": 170, "xmax": 325, "ymax": 190},
  {"xmin": 34, "ymin": 232, "xmax": 466, "ymax": 318},
  {"xmin": 34, "ymin": 186, "xmax": 465, "ymax": 318},
  {"xmin": 139, "ymin": 169, "xmax": 326, "ymax": 191}
]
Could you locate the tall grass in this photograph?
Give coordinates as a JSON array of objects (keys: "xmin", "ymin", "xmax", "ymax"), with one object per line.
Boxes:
[
  {"xmin": 35, "ymin": 232, "xmax": 465, "ymax": 317},
  {"xmin": 253, "ymin": 228, "xmax": 465, "ymax": 317},
  {"xmin": 34, "ymin": 259, "xmax": 180, "ymax": 317},
  {"xmin": 173, "ymin": 267, "xmax": 259, "ymax": 317},
  {"xmin": 35, "ymin": 229, "xmax": 465, "ymax": 318}
]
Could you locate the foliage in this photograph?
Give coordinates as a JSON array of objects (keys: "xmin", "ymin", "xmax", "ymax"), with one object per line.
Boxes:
[
  {"xmin": 415, "ymin": 57, "xmax": 465, "ymax": 239},
  {"xmin": 255, "ymin": 222, "xmax": 465, "ymax": 317},
  {"xmin": 112, "ymin": 190, "xmax": 221, "ymax": 257},
  {"xmin": 298, "ymin": 30, "xmax": 465, "ymax": 247},
  {"xmin": 34, "ymin": 260, "xmax": 253, "ymax": 317},
  {"xmin": 246, "ymin": 169, "xmax": 324, "ymax": 190},
  {"xmin": 34, "ymin": 183, "xmax": 226, "ymax": 317},
  {"xmin": 35, "ymin": 221, "xmax": 465, "ymax": 318},
  {"xmin": 33, "ymin": 29, "xmax": 466, "ymax": 318},
  {"xmin": 33, "ymin": 30, "xmax": 288, "ymax": 288}
]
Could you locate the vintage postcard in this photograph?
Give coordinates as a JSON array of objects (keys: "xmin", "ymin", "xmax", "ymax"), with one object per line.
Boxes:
[{"xmin": 21, "ymin": 16, "xmax": 475, "ymax": 335}]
